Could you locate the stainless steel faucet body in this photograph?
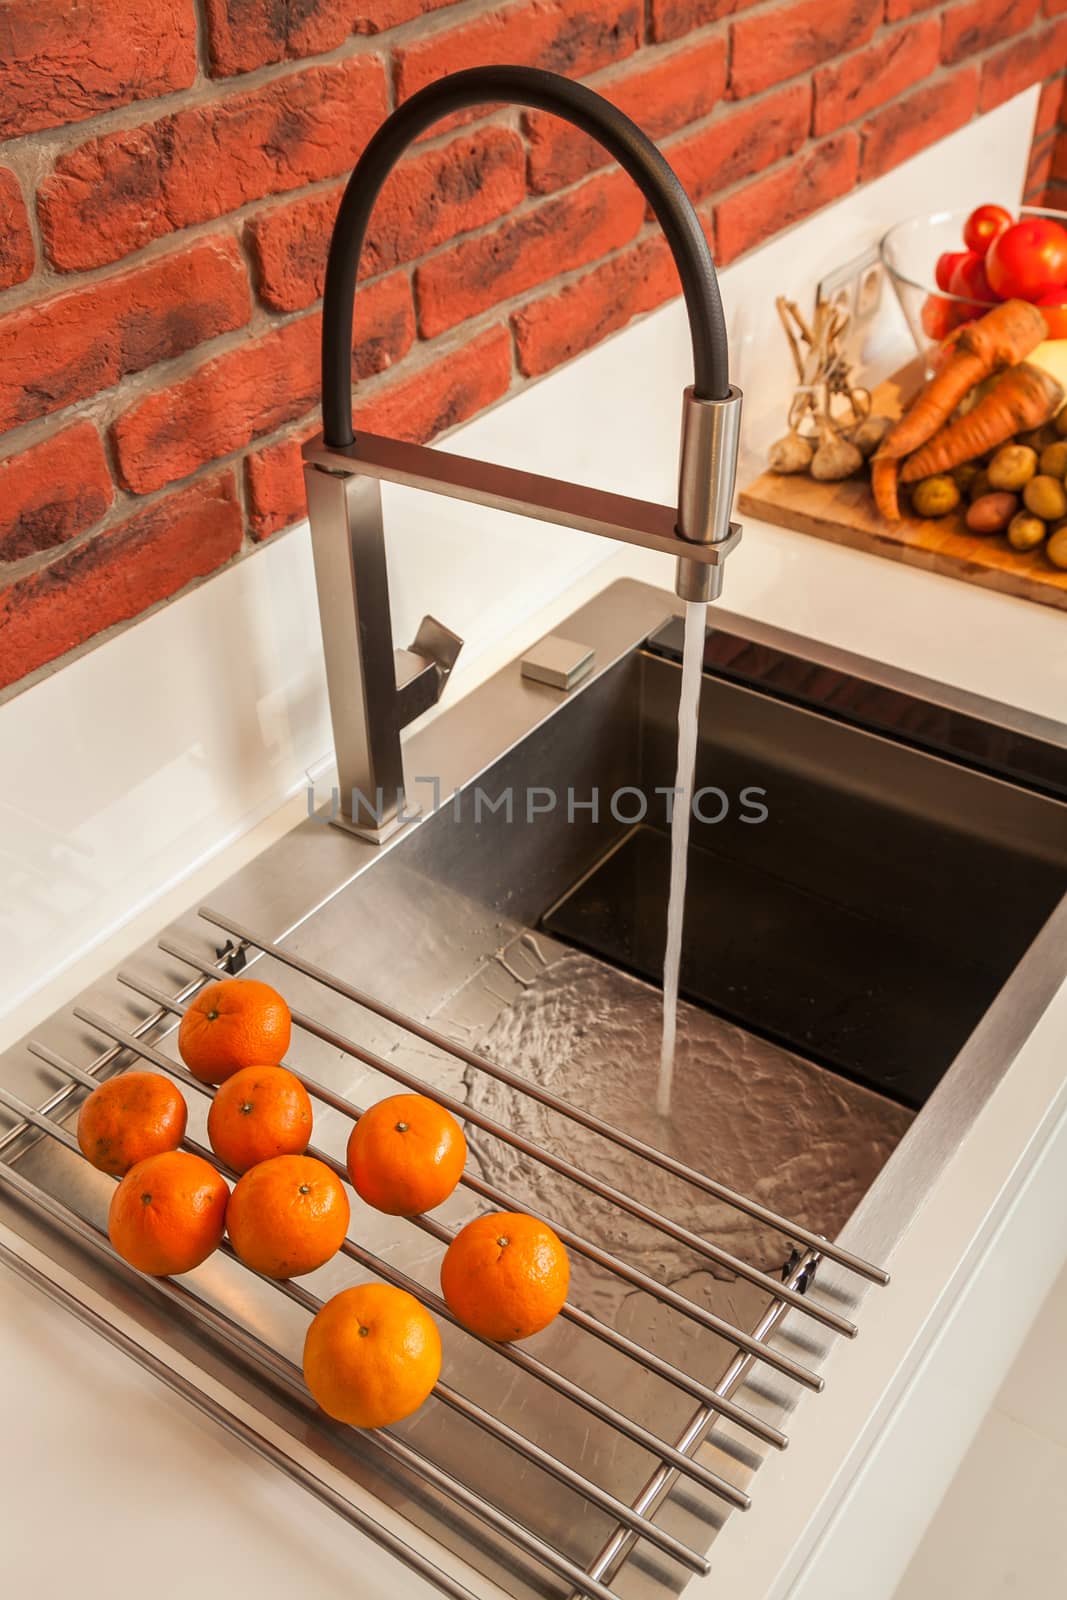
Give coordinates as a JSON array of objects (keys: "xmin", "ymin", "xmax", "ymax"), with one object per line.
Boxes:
[{"xmin": 304, "ymin": 66, "xmax": 743, "ymax": 840}]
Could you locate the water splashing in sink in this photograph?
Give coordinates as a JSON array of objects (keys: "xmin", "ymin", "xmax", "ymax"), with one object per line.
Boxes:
[{"xmin": 657, "ymin": 599, "xmax": 707, "ymax": 1118}]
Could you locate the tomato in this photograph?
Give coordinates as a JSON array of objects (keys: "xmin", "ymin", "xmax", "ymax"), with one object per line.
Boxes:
[
  {"xmin": 1036, "ymin": 292, "xmax": 1067, "ymax": 339},
  {"xmin": 947, "ymin": 251, "xmax": 997, "ymax": 305},
  {"xmin": 935, "ymin": 249, "xmax": 970, "ymax": 292},
  {"xmin": 921, "ymin": 294, "xmax": 959, "ymax": 342},
  {"xmin": 986, "ymin": 218, "xmax": 1067, "ymax": 300},
  {"xmin": 962, "ymin": 203, "xmax": 1012, "ymax": 257}
]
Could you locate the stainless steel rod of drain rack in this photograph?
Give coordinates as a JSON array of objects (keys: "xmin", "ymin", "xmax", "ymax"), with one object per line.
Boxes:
[
  {"xmin": 0, "ymin": 1086, "xmax": 675, "ymax": 1600},
  {"xmin": 27, "ymin": 1041, "xmax": 720, "ymax": 1561},
  {"xmin": 118, "ymin": 964, "xmax": 822, "ymax": 1396},
  {"xmin": 52, "ymin": 1021, "xmax": 754, "ymax": 1510},
  {"xmin": 158, "ymin": 934, "xmax": 854, "ymax": 1341},
  {"xmin": 585, "ymin": 1248, "xmax": 822, "ymax": 1593},
  {"xmin": 115, "ymin": 960, "xmax": 809, "ymax": 1427},
  {"xmin": 194, "ymin": 905, "xmax": 889, "ymax": 1289},
  {"xmin": 0, "ymin": 1241, "xmax": 488, "ymax": 1600}
]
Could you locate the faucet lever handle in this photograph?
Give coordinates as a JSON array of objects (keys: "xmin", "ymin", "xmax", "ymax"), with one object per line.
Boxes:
[{"xmin": 395, "ymin": 615, "xmax": 464, "ymax": 729}]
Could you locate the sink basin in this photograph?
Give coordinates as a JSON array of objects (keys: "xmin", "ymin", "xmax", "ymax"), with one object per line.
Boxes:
[{"xmin": 2, "ymin": 579, "xmax": 1064, "ymax": 1600}]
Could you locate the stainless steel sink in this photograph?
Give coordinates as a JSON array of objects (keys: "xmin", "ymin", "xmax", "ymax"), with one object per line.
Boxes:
[{"xmin": 2, "ymin": 579, "xmax": 1065, "ymax": 1600}]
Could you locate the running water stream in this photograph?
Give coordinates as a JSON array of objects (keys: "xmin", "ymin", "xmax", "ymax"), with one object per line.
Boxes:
[{"xmin": 656, "ymin": 599, "xmax": 708, "ymax": 1117}]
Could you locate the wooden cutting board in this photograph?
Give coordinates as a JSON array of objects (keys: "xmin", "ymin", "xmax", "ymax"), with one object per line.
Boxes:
[{"xmin": 737, "ymin": 368, "xmax": 1067, "ymax": 613}]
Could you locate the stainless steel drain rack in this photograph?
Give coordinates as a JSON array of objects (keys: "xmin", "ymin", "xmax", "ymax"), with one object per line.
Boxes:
[{"xmin": 0, "ymin": 904, "xmax": 889, "ymax": 1600}]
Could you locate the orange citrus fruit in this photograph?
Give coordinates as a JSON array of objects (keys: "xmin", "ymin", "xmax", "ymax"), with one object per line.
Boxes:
[
  {"xmin": 207, "ymin": 1064, "xmax": 312, "ymax": 1174},
  {"xmin": 178, "ymin": 978, "xmax": 291, "ymax": 1084},
  {"xmin": 346, "ymin": 1093, "xmax": 466, "ymax": 1216},
  {"xmin": 77, "ymin": 1071, "xmax": 187, "ymax": 1176},
  {"xmin": 226, "ymin": 1153, "xmax": 349, "ymax": 1279},
  {"xmin": 108, "ymin": 1150, "xmax": 228, "ymax": 1276},
  {"xmin": 303, "ymin": 1283, "xmax": 442, "ymax": 1428},
  {"xmin": 440, "ymin": 1211, "xmax": 569, "ymax": 1342}
]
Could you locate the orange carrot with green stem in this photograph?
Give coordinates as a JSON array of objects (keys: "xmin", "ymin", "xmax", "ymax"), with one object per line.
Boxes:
[
  {"xmin": 876, "ymin": 299, "xmax": 1047, "ymax": 464},
  {"xmin": 899, "ymin": 361, "xmax": 1063, "ymax": 483}
]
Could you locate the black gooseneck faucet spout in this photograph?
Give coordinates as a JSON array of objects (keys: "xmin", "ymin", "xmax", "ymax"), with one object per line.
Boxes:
[{"xmin": 305, "ymin": 66, "xmax": 743, "ymax": 839}]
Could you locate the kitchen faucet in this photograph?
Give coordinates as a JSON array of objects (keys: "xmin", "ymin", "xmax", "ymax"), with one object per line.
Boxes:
[{"xmin": 303, "ymin": 66, "xmax": 743, "ymax": 839}]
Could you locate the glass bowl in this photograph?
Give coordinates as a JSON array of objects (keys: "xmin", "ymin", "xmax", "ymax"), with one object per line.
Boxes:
[{"xmin": 880, "ymin": 205, "xmax": 1067, "ymax": 371}]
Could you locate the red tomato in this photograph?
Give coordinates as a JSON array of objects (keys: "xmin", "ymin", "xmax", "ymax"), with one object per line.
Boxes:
[
  {"xmin": 947, "ymin": 251, "xmax": 997, "ymax": 305},
  {"xmin": 962, "ymin": 203, "xmax": 1012, "ymax": 256},
  {"xmin": 921, "ymin": 294, "xmax": 959, "ymax": 342},
  {"xmin": 1036, "ymin": 292, "xmax": 1067, "ymax": 339},
  {"xmin": 986, "ymin": 218, "xmax": 1067, "ymax": 300},
  {"xmin": 935, "ymin": 250, "xmax": 970, "ymax": 293}
]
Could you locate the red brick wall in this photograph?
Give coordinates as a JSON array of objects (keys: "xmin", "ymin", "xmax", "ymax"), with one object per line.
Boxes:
[{"xmin": 0, "ymin": 0, "xmax": 1061, "ymax": 695}]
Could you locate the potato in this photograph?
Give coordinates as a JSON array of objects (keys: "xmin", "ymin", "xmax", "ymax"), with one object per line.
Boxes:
[
  {"xmin": 1047, "ymin": 523, "xmax": 1067, "ymax": 568},
  {"xmin": 911, "ymin": 475, "xmax": 960, "ymax": 517},
  {"xmin": 1022, "ymin": 474, "xmax": 1067, "ymax": 521},
  {"xmin": 1038, "ymin": 440, "xmax": 1067, "ymax": 480},
  {"xmin": 1007, "ymin": 512, "xmax": 1047, "ymax": 552},
  {"xmin": 987, "ymin": 444, "xmax": 1038, "ymax": 492},
  {"xmin": 952, "ymin": 461, "xmax": 982, "ymax": 492},
  {"xmin": 965, "ymin": 492, "xmax": 1018, "ymax": 534}
]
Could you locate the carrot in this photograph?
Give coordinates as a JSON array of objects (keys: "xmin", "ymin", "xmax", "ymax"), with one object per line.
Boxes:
[
  {"xmin": 876, "ymin": 300, "xmax": 1047, "ymax": 463},
  {"xmin": 870, "ymin": 455, "xmax": 901, "ymax": 523},
  {"xmin": 899, "ymin": 361, "xmax": 1064, "ymax": 483}
]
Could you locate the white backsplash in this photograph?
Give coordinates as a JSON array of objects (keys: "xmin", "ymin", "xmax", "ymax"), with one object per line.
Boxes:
[{"xmin": 0, "ymin": 87, "xmax": 1045, "ymax": 1027}]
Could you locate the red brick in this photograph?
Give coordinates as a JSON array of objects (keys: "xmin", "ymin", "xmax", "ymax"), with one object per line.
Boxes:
[
  {"xmin": 729, "ymin": 0, "xmax": 881, "ymax": 99},
  {"xmin": 942, "ymin": 0, "xmax": 1041, "ymax": 65},
  {"xmin": 0, "ymin": 0, "xmax": 196, "ymax": 140},
  {"xmin": 0, "ymin": 169, "xmax": 33, "ymax": 290},
  {"xmin": 979, "ymin": 23, "xmax": 1067, "ymax": 112},
  {"xmin": 1033, "ymin": 77, "xmax": 1066, "ymax": 141},
  {"xmin": 246, "ymin": 326, "xmax": 513, "ymax": 538},
  {"xmin": 885, "ymin": 0, "xmax": 940, "ymax": 17},
  {"xmin": 650, "ymin": 0, "xmax": 757, "ymax": 44},
  {"xmin": 113, "ymin": 280, "xmax": 414, "ymax": 497},
  {"xmin": 395, "ymin": 0, "xmax": 640, "ymax": 103},
  {"xmin": 38, "ymin": 58, "xmax": 388, "ymax": 273},
  {"xmin": 861, "ymin": 69, "xmax": 979, "ymax": 180},
  {"xmin": 204, "ymin": 0, "xmax": 463, "ymax": 76},
  {"xmin": 1052, "ymin": 137, "xmax": 1067, "ymax": 183},
  {"xmin": 666, "ymin": 84, "xmax": 811, "ymax": 204},
  {"xmin": 715, "ymin": 133, "xmax": 860, "ymax": 263},
  {"xmin": 248, "ymin": 127, "xmax": 526, "ymax": 313},
  {"xmin": 513, "ymin": 236, "xmax": 677, "ymax": 377},
  {"xmin": 814, "ymin": 20, "xmax": 942, "ymax": 135},
  {"xmin": 524, "ymin": 38, "xmax": 728, "ymax": 193},
  {"xmin": 416, "ymin": 171, "xmax": 644, "ymax": 337},
  {"xmin": 0, "ymin": 238, "xmax": 250, "ymax": 434},
  {"xmin": 1027, "ymin": 144, "xmax": 1054, "ymax": 195},
  {"xmin": 0, "ymin": 474, "xmax": 242, "ymax": 692},
  {"xmin": 0, "ymin": 425, "xmax": 112, "ymax": 565}
]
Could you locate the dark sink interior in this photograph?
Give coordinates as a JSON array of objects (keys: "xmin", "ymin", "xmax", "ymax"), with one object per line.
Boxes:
[{"xmin": 543, "ymin": 620, "xmax": 1067, "ymax": 1110}]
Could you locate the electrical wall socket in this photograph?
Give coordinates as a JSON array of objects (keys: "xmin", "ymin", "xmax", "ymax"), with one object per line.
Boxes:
[{"xmin": 817, "ymin": 247, "xmax": 885, "ymax": 328}]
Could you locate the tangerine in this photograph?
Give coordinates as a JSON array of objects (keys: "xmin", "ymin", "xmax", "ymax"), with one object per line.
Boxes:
[
  {"xmin": 226, "ymin": 1153, "xmax": 349, "ymax": 1279},
  {"xmin": 78, "ymin": 1071, "xmax": 187, "ymax": 1176},
  {"xmin": 440, "ymin": 1211, "xmax": 569, "ymax": 1342},
  {"xmin": 108, "ymin": 1150, "xmax": 228, "ymax": 1276},
  {"xmin": 346, "ymin": 1093, "xmax": 466, "ymax": 1216},
  {"xmin": 178, "ymin": 978, "xmax": 291, "ymax": 1084},
  {"xmin": 207, "ymin": 1064, "xmax": 312, "ymax": 1173},
  {"xmin": 303, "ymin": 1283, "xmax": 441, "ymax": 1428}
]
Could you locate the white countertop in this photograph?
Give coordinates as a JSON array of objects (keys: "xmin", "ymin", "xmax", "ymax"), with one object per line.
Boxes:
[{"xmin": 3, "ymin": 87, "xmax": 1061, "ymax": 1599}]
